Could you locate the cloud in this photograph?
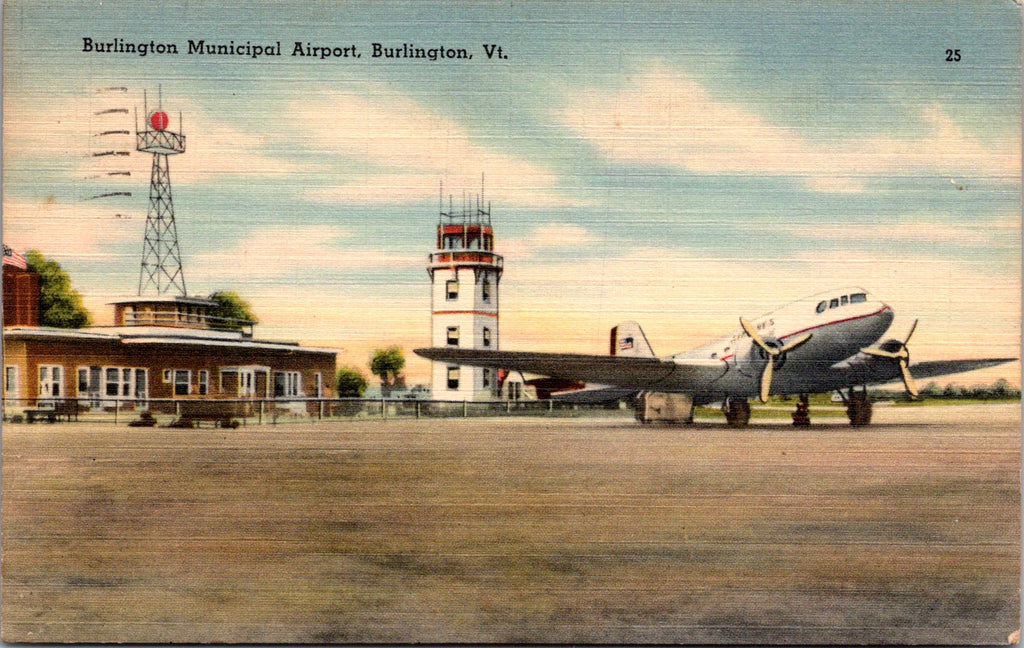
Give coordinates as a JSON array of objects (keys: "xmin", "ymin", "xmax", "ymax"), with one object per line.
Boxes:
[
  {"xmin": 782, "ymin": 215, "xmax": 1020, "ymax": 247},
  {"xmin": 289, "ymin": 90, "xmax": 580, "ymax": 207},
  {"xmin": 560, "ymin": 65, "xmax": 1020, "ymax": 192},
  {"xmin": 497, "ymin": 245, "xmax": 1020, "ymax": 366},
  {"xmin": 188, "ymin": 225, "xmax": 422, "ymax": 285},
  {"xmin": 3, "ymin": 91, "xmax": 303, "ymax": 187},
  {"xmin": 497, "ymin": 223, "xmax": 598, "ymax": 261},
  {"xmin": 1, "ymin": 198, "xmax": 141, "ymax": 258}
]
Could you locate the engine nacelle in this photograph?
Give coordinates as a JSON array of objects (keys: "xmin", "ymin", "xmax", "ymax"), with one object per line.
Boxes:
[{"xmin": 635, "ymin": 392, "xmax": 694, "ymax": 424}]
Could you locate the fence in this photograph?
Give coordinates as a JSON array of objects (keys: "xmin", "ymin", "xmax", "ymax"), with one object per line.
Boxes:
[{"xmin": 1, "ymin": 396, "xmax": 625, "ymax": 427}]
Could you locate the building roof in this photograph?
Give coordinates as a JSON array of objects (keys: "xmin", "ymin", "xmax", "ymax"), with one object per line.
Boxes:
[{"xmin": 3, "ymin": 325, "xmax": 336, "ymax": 356}]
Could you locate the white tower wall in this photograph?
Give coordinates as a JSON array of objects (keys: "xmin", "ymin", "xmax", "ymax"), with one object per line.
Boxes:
[{"xmin": 428, "ymin": 207, "xmax": 503, "ymax": 401}]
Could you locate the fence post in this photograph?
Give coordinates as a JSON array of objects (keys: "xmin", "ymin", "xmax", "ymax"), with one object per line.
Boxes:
[
  {"xmin": 318, "ymin": 399, "xmax": 324, "ymax": 420},
  {"xmin": 463, "ymin": 400, "xmax": 468, "ymax": 418},
  {"xmin": 113, "ymin": 399, "xmax": 118, "ymax": 425},
  {"xmin": 416, "ymin": 401, "xmax": 420, "ymax": 419},
  {"xmin": 259, "ymin": 400, "xmax": 264, "ymax": 425},
  {"xmin": 381, "ymin": 398, "xmax": 386, "ymax": 420}
]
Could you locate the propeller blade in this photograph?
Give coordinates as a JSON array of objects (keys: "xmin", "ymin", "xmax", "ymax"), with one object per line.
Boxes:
[
  {"xmin": 904, "ymin": 319, "xmax": 919, "ymax": 345},
  {"xmin": 899, "ymin": 359, "xmax": 919, "ymax": 398},
  {"xmin": 740, "ymin": 317, "xmax": 773, "ymax": 354},
  {"xmin": 760, "ymin": 361, "xmax": 773, "ymax": 403},
  {"xmin": 780, "ymin": 332, "xmax": 812, "ymax": 354}
]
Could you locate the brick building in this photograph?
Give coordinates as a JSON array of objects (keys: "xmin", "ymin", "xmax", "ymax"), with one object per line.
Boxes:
[{"xmin": 2, "ymin": 279, "xmax": 337, "ymax": 415}]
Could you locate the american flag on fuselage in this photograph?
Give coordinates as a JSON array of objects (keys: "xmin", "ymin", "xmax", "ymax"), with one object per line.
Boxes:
[{"xmin": 3, "ymin": 244, "xmax": 28, "ymax": 270}]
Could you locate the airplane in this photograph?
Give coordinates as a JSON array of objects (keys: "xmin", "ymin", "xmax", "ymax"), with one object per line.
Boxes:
[{"xmin": 415, "ymin": 287, "xmax": 1017, "ymax": 426}]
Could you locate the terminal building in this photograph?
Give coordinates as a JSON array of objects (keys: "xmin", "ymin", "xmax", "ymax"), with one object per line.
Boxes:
[{"xmin": 2, "ymin": 275, "xmax": 337, "ymax": 414}]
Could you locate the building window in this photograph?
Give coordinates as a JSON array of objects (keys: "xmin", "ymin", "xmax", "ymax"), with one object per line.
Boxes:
[
  {"xmin": 446, "ymin": 279, "xmax": 459, "ymax": 300},
  {"xmin": 481, "ymin": 277, "xmax": 491, "ymax": 302},
  {"xmin": 447, "ymin": 326, "xmax": 460, "ymax": 346},
  {"xmin": 274, "ymin": 371, "xmax": 301, "ymax": 398},
  {"xmin": 314, "ymin": 373, "xmax": 323, "ymax": 398},
  {"xmin": 483, "ymin": 327, "xmax": 492, "ymax": 347},
  {"xmin": 447, "ymin": 366, "xmax": 460, "ymax": 390},
  {"xmin": 5, "ymin": 366, "xmax": 19, "ymax": 400},
  {"xmin": 163, "ymin": 369, "xmax": 172, "ymax": 383},
  {"xmin": 198, "ymin": 370, "xmax": 209, "ymax": 396},
  {"xmin": 121, "ymin": 368, "xmax": 133, "ymax": 397},
  {"xmin": 38, "ymin": 365, "xmax": 62, "ymax": 399},
  {"xmin": 174, "ymin": 370, "xmax": 191, "ymax": 396},
  {"xmin": 482, "ymin": 368, "xmax": 491, "ymax": 388},
  {"xmin": 104, "ymin": 368, "xmax": 120, "ymax": 397}
]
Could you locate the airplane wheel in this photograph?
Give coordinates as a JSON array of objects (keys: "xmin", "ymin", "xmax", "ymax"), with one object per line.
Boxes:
[
  {"xmin": 725, "ymin": 399, "xmax": 751, "ymax": 427},
  {"xmin": 846, "ymin": 395, "xmax": 872, "ymax": 427}
]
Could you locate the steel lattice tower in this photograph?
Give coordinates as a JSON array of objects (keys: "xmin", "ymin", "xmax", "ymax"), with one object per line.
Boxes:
[{"xmin": 136, "ymin": 94, "xmax": 187, "ymax": 296}]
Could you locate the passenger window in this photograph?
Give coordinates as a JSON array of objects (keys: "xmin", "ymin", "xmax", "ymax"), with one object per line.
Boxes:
[
  {"xmin": 829, "ymin": 298, "xmax": 839, "ymax": 309},
  {"xmin": 816, "ymin": 301, "xmax": 827, "ymax": 314},
  {"xmin": 850, "ymin": 293, "xmax": 867, "ymax": 304},
  {"xmin": 841, "ymin": 295, "xmax": 848, "ymax": 306}
]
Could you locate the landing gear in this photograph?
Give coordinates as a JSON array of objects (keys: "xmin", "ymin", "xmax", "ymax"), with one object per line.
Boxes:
[
  {"xmin": 836, "ymin": 386, "xmax": 873, "ymax": 426},
  {"xmin": 846, "ymin": 391, "xmax": 872, "ymax": 427},
  {"xmin": 723, "ymin": 398, "xmax": 751, "ymax": 427},
  {"xmin": 792, "ymin": 394, "xmax": 810, "ymax": 426}
]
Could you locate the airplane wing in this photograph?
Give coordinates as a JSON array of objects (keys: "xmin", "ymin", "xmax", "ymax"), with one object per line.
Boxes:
[
  {"xmin": 827, "ymin": 355, "xmax": 1017, "ymax": 391},
  {"xmin": 414, "ymin": 348, "xmax": 725, "ymax": 393}
]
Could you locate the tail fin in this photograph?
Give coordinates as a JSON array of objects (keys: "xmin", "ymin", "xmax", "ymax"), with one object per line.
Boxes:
[{"xmin": 609, "ymin": 321, "xmax": 656, "ymax": 357}]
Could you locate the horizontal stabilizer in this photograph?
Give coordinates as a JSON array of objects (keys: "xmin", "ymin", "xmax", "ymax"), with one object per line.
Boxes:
[{"xmin": 551, "ymin": 384, "xmax": 636, "ymax": 404}]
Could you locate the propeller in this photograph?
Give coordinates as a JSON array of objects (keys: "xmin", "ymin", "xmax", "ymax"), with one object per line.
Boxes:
[
  {"xmin": 861, "ymin": 319, "xmax": 919, "ymax": 398},
  {"xmin": 740, "ymin": 317, "xmax": 813, "ymax": 403}
]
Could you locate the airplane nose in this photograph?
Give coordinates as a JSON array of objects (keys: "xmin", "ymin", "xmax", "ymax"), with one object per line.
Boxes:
[{"xmin": 876, "ymin": 302, "xmax": 895, "ymax": 328}]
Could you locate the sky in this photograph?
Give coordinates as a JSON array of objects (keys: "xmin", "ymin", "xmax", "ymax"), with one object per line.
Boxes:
[{"xmin": 3, "ymin": 0, "xmax": 1021, "ymax": 386}]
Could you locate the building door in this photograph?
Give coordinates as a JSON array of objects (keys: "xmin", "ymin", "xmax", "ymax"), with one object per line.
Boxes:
[
  {"xmin": 38, "ymin": 365, "xmax": 63, "ymax": 405},
  {"xmin": 77, "ymin": 366, "xmax": 102, "ymax": 408},
  {"xmin": 134, "ymin": 370, "xmax": 148, "ymax": 408}
]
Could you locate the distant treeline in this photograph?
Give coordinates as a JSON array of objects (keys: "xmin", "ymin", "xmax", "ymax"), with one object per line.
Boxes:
[{"xmin": 870, "ymin": 379, "xmax": 1020, "ymax": 401}]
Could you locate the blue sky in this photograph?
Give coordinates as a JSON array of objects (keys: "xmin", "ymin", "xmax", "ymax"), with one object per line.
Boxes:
[{"xmin": 3, "ymin": 0, "xmax": 1020, "ymax": 384}]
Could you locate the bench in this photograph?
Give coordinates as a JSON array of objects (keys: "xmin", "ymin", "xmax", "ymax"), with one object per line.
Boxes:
[
  {"xmin": 24, "ymin": 400, "xmax": 79, "ymax": 423},
  {"xmin": 167, "ymin": 401, "xmax": 245, "ymax": 428}
]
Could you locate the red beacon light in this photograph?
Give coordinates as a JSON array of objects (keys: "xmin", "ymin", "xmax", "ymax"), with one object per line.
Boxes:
[{"xmin": 149, "ymin": 111, "xmax": 169, "ymax": 131}]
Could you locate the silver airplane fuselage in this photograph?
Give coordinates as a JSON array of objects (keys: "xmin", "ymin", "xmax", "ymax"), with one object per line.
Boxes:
[{"xmin": 674, "ymin": 287, "xmax": 894, "ymax": 403}]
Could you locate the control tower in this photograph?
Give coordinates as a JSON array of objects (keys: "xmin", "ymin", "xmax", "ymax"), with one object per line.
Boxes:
[{"xmin": 427, "ymin": 187, "xmax": 503, "ymax": 400}]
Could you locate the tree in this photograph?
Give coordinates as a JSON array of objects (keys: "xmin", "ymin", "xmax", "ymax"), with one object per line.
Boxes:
[
  {"xmin": 25, "ymin": 250, "xmax": 91, "ymax": 328},
  {"xmin": 336, "ymin": 367, "xmax": 368, "ymax": 397},
  {"xmin": 207, "ymin": 291, "xmax": 257, "ymax": 330},
  {"xmin": 371, "ymin": 346, "xmax": 406, "ymax": 395}
]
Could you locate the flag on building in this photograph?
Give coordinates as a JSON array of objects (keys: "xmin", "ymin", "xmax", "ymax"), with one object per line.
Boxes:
[{"xmin": 3, "ymin": 244, "xmax": 28, "ymax": 270}]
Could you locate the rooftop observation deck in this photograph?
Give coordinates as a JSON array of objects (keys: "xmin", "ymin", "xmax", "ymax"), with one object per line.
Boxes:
[{"xmin": 110, "ymin": 295, "xmax": 255, "ymax": 337}]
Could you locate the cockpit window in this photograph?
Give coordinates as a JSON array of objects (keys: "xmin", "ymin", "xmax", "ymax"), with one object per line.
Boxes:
[
  {"xmin": 816, "ymin": 301, "xmax": 826, "ymax": 314},
  {"xmin": 829, "ymin": 298, "xmax": 839, "ymax": 309},
  {"xmin": 850, "ymin": 293, "xmax": 867, "ymax": 304},
  {"xmin": 840, "ymin": 295, "xmax": 848, "ymax": 306}
]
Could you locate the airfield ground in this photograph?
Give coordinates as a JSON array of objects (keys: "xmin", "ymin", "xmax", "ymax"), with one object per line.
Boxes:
[{"xmin": 2, "ymin": 404, "xmax": 1019, "ymax": 644}]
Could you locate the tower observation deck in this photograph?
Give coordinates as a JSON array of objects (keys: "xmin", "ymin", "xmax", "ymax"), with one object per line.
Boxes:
[{"xmin": 428, "ymin": 189, "xmax": 503, "ymax": 400}]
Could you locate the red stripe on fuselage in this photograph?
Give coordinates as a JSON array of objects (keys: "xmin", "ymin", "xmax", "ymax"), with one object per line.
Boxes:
[
  {"xmin": 717, "ymin": 305, "xmax": 891, "ymax": 362},
  {"xmin": 779, "ymin": 305, "xmax": 891, "ymax": 341}
]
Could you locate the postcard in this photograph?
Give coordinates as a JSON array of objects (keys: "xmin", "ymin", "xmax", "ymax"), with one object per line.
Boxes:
[{"xmin": 2, "ymin": 0, "xmax": 1020, "ymax": 644}]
